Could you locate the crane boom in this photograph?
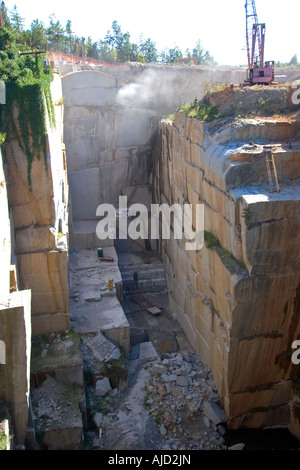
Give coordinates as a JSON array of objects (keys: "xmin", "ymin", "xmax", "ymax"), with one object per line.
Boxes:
[
  {"xmin": 244, "ymin": 0, "xmax": 274, "ymax": 85},
  {"xmin": 245, "ymin": 0, "xmax": 260, "ymax": 69}
]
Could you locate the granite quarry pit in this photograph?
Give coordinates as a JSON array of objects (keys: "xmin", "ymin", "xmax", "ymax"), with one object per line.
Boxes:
[{"xmin": 1, "ymin": 61, "xmax": 300, "ymax": 451}]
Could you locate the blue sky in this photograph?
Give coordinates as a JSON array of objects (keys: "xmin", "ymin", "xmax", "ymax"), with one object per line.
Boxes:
[{"xmin": 3, "ymin": 0, "xmax": 300, "ymax": 66}]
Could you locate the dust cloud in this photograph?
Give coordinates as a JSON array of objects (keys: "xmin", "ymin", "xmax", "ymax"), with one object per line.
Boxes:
[{"xmin": 116, "ymin": 68, "xmax": 190, "ymax": 112}]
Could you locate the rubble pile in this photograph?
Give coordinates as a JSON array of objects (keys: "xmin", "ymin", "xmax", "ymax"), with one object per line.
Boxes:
[
  {"xmin": 86, "ymin": 349, "xmax": 233, "ymax": 451},
  {"xmin": 143, "ymin": 351, "xmax": 227, "ymax": 450}
]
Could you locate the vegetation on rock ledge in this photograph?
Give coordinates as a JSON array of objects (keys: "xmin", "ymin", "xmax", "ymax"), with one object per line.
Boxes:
[
  {"xmin": 179, "ymin": 97, "xmax": 219, "ymax": 122},
  {"xmin": 0, "ymin": 27, "xmax": 55, "ymax": 188},
  {"xmin": 204, "ymin": 230, "xmax": 247, "ymax": 274}
]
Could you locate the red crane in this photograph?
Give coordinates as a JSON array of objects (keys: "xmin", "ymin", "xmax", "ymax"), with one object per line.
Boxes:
[
  {"xmin": 178, "ymin": 56, "xmax": 197, "ymax": 65},
  {"xmin": 244, "ymin": 0, "xmax": 274, "ymax": 85}
]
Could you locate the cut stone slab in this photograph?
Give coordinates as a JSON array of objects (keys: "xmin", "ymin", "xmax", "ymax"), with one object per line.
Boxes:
[
  {"xmin": 70, "ymin": 295, "xmax": 130, "ymax": 356},
  {"xmin": 204, "ymin": 402, "xmax": 228, "ymax": 425},
  {"xmin": 95, "ymin": 377, "xmax": 112, "ymax": 397},
  {"xmin": 81, "ymin": 289, "xmax": 102, "ymax": 302},
  {"xmin": 30, "ymin": 331, "xmax": 84, "ymax": 387},
  {"xmin": 85, "ymin": 331, "xmax": 121, "ymax": 364},
  {"xmin": 92, "ymin": 412, "xmax": 103, "ymax": 429},
  {"xmin": 31, "ymin": 376, "xmax": 84, "ymax": 450},
  {"xmin": 69, "ymin": 247, "xmax": 122, "ymax": 300},
  {"xmin": 138, "ymin": 341, "xmax": 159, "ymax": 362},
  {"xmin": 15, "ymin": 226, "xmax": 56, "ymax": 254}
]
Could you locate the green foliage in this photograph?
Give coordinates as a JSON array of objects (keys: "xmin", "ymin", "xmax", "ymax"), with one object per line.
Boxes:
[
  {"xmin": 276, "ymin": 54, "xmax": 299, "ymax": 67},
  {"xmin": 105, "ymin": 20, "xmax": 131, "ymax": 62},
  {"xmin": 0, "ymin": 429, "xmax": 6, "ymax": 450},
  {"xmin": 46, "ymin": 14, "xmax": 66, "ymax": 52},
  {"xmin": 139, "ymin": 37, "xmax": 158, "ymax": 63},
  {"xmin": 129, "ymin": 42, "xmax": 145, "ymax": 63},
  {"xmin": 211, "ymin": 83, "xmax": 228, "ymax": 93},
  {"xmin": 192, "ymin": 39, "xmax": 217, "ymax": 66},
  {"xmin": 0, "ymin": 3, "xmax": 11, "ymax": 29},
  {"xmin": 204, "ymin": 230, "xmax": 220, "ymax": 249},
  {"xmin": 0, "ymin": 5, "xmax": 215, "ymax": 65},
  {"xmin": 179, "ymin": 97, "xmax": 219, "ymax": 122},
  {"xmin": 0, "ymin": 27, "xmax": 55, "ymax": 188},
  {"xmin": 102, "ymin": 351, "xmax": 127, "ymax": 388},
  {"xmin": 241, "ymin": 207, "xmax": 253, "ymax": 228},
  {"xmin": 29, "ymin": 19, "xmax": 48, "ymax": 51},
  {"xmin": 88, "ymin": 396, "xmax": 112, "ymax": 417},
  {"xmin": 204, "ymin": 230, "xmax": 247, "ymax": 273},
  {"xmin": 10, "ymin": 5, "xmax": 24, "ymax": 34},
  {"xmin": 0, "ymin": 428, "xmax": 10, "ymax": 450},
  {"xmin": 289, "ymin": 54, "xmax": 299, "ymax": 66},
  {"xmin": 143, "ymin": 388, "xmax": 152, "ymax": 408},
  {"xmin": 160, "ymin": 45, "xmax": 183, "ymax": 63},
  {"xmin": 102, "ymin": 22, "xmax": 157, "ymax": 64},
  {"xmin": 85, "ymin": 36, "xmax": 100, "ymax": 60},
  {"xmin": 98, "ymin": 40, "xmax": 118, "ymax": 63}
]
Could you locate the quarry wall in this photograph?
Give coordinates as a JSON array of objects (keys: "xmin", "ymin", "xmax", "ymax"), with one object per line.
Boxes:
[
  {"xmin": 152, "ymin": 111, "xmax": 300, "ymax": 435},
  {"xmin": 61, "ymin": 64, "xmax": 300, "ymax": 435},
  {"xmin": 61, "ymin": 64, "xmax": 246, "ymax": 250},
  {"xmin": 0, "ymin": 147, "xmax": 32, "ymax": 448},
  {"xmin": 3, "ymin": 74, "xmax": 69, "ymax": 336},
  {"xmin": 2, "ymin": 63, "xmax": 300, "ymax": 448}
]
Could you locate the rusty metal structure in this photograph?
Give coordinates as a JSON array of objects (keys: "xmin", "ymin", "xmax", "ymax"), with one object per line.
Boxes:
[{"xmin": 244, "ymin": 0, "xmax": 274, "ymax": 85}]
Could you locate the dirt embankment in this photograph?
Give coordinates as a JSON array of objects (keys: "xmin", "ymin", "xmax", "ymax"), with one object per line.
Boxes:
[{"xmin": 203, "ymin": 83, "xmax": 300, "ymax": 121}]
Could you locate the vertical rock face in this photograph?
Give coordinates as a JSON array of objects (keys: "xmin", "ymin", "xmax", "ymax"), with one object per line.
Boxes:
[
  {"xmin": 0, "ymin": 148, "xmax": 32, "ymax": 448},
  {"xmin": 62, "ymin": 70, "xmax": 157, "ymax": 249},
  {"xmin": 0, "ymin": 148, "xmax": 11, "ymax": 298},
  {"xmin": 153, "ymin": 111, "xmax": 300, "ymax": 435},
  {"xmin": 61, "ymin": 66, "xmax": 246, "ymax": 250},
  {"xmin": 4, "ymin": 74, "xmax": 70, "ymax": 335},
  {"xmin": 0, "ymin": 290, "xmax": 32, "ymax": 447}
]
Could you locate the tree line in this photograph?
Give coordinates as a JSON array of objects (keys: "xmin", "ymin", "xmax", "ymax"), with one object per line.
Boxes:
[
  {"xmin": 275, "ymin": 55, "xmax": 299, "ymax": 67},
  {"xmin": 0, "ymin": 3, "xmax": 217, "ymax": 65}
]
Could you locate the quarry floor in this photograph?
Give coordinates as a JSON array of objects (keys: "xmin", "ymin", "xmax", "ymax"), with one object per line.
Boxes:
[
  {"xmin": 64, "ymin": 246, "xmax": 300, "ymax": 451},
  {"xmin": 67, "ymin": 247, "xmax": 225, "ymax": 450},
  {"xmin": 82, "ymin": 291, "xmax": 227, "ymax": 451}
]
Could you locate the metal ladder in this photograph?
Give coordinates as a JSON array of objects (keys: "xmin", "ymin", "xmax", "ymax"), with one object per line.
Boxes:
[{"xmin": 265, "ymin": 148, "xmax": 280, "ymax": 193}]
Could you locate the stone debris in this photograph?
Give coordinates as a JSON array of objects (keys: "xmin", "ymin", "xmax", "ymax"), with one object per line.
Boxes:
[
  {"xmin": 228, "ymin": 442, "xmax": 246, "ymax": 450},
  {"xmin": 92, "ymin": 437, "xmax": 100, "ymax": 448},
  {"xmin": 152, "ymin": 364, "xmax": 167, "ymax": 375},
  {"xmin": 95, "ymin": 377, "xmax": 112, "ymax": 397},
  {"xmin": 92, "ymin": 412, "xmax": 103, "ymax": 429},
  {"xmin": 203, "ymin": 402, "xmax": 228, "ymax": 426},
  {"xmin": 31, "ymin": 376, "xmax": 85, "ymax": 450},
  {"xmin": 141, "ymin": 351, "xmax": 227, "ymax": 450},
  {"xmin": 90, "ymin": 349, "xmax": 229, "ymax": 451},
  {"xmin": 85, "ymin": 332, "xmax": 121, "ymax": 364},
  {"xmin": 30, "ymin": 331, "xmax": 84, "ymax": 388},
  {"xmin": 138, "ymin": 341, "xmax": 159, "ymax": 362}
]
